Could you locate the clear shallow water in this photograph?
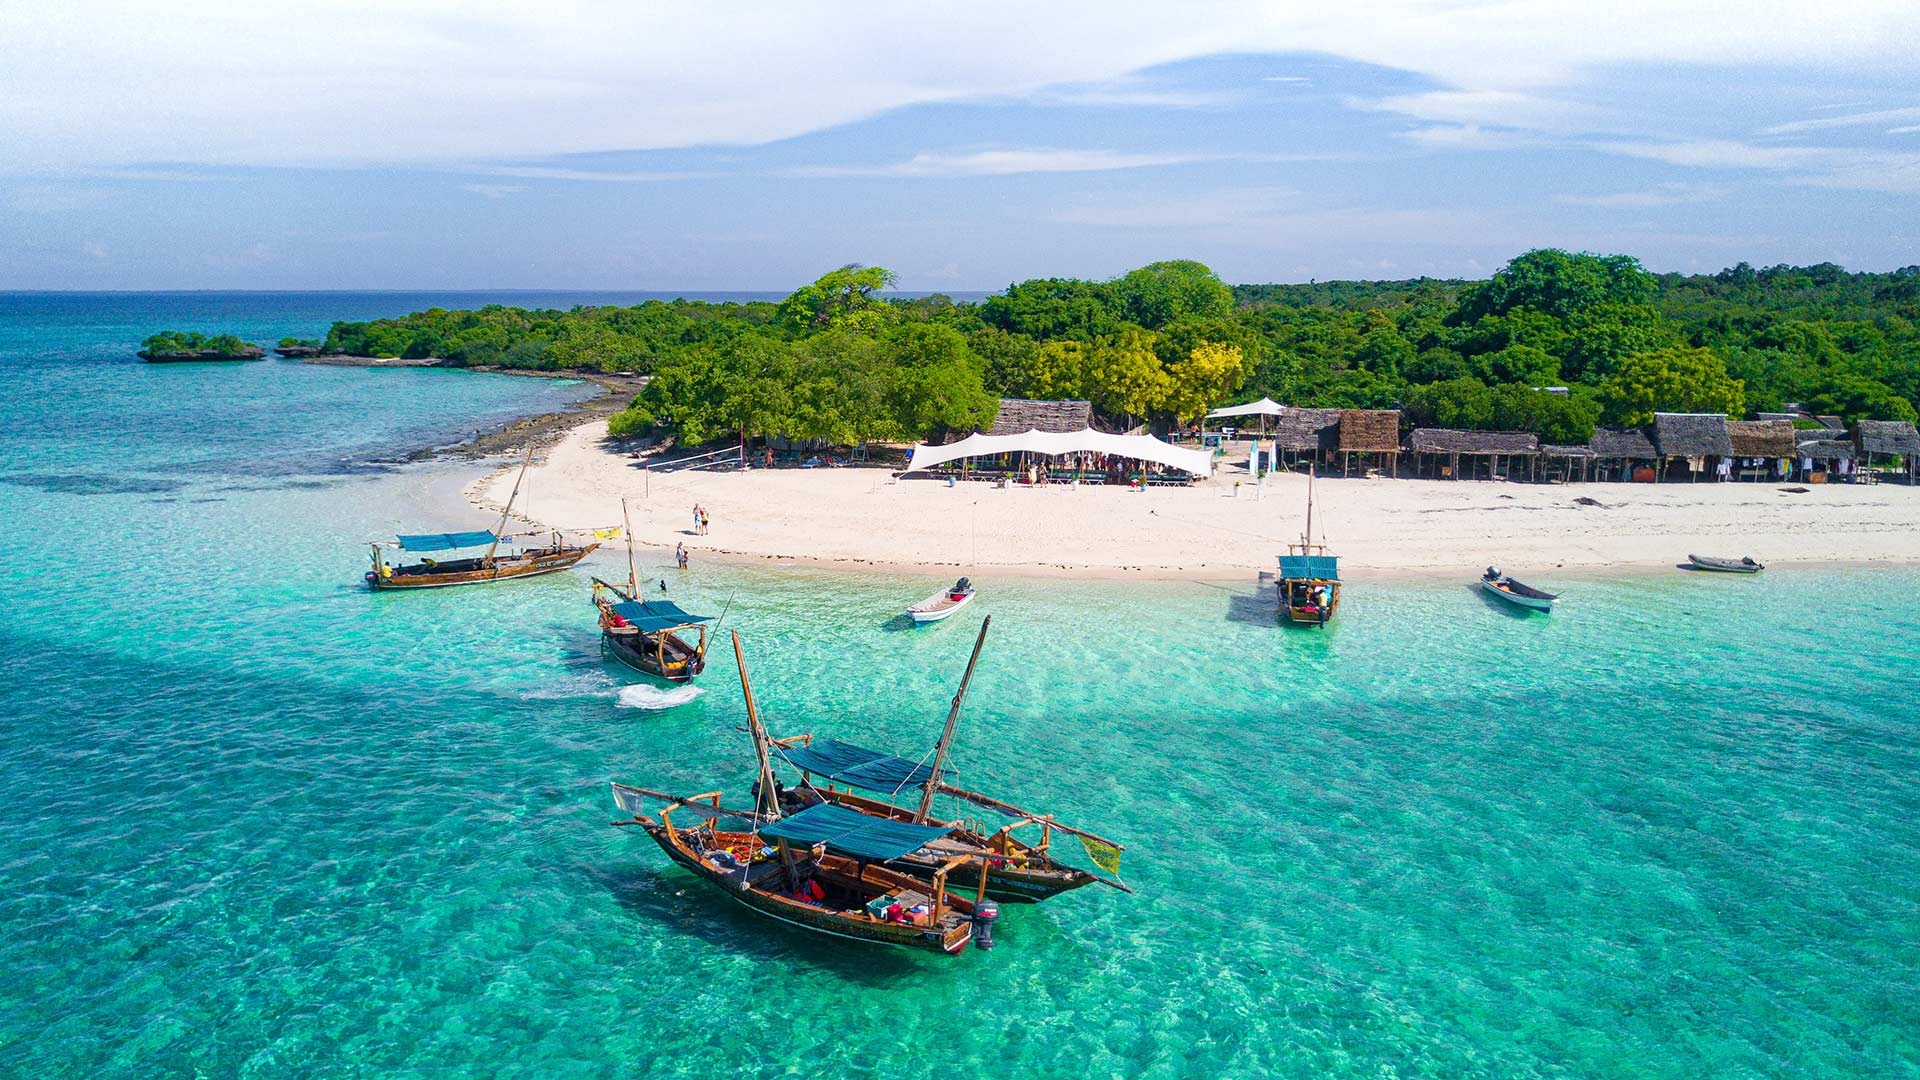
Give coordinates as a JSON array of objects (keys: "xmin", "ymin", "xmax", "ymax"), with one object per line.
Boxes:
[{"xmin": 3, "ymin": 296, "xmax": 1919, "ymax": 1077}]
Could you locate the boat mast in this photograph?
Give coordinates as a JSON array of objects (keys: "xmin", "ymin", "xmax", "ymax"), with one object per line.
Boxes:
[
  {"xmin": 914, "ymin": 616, "xmax": 991, "ymax": 823},
  {"xmin": 733, "ymin": 631, "xmax": 781, "ymax": 820},
  {"xmin": 621, "ymin": 497, "xmax": 638, "ymax": 599},
  {"xmin": 484, "ymin": 445, "xmax": 534, "ymax": 566}
]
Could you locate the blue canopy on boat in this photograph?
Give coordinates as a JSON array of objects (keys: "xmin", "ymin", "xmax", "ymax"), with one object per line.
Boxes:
[
  {"xmin": 781, "ymin": 738, "xmax": 932, "ymax": 793},
  {"xmin": 756, "ymin": 802, "xmax": 951, "ymax": 862},
  {"xmin": 609, "ymin": 599, "xmax": 712, "ymax": 633},
  {"xmin": 396, "ymin": 529, "xmax": 499, "ymax": 552},
  {"xmin": 1278, "ymin": 554, "xmax": 1339, "ymax": 581}
]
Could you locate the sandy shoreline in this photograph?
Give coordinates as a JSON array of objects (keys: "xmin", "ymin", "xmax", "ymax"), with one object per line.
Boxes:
[{"xmin": 469, "ymin": 418, "xmax": 1920, "ymax": 582}]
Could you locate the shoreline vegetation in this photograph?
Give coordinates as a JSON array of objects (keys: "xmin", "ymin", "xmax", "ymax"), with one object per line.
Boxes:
[
  {"xmin": 139, "ymin": 330, "xmax": 265, "ymax": 362},
  {"xmin": 310, "ymin": 252, "xmax": 1920, "ymax": 451}
]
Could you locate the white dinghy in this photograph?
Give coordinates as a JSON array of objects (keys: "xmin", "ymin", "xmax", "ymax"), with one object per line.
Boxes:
[{"xmin": 908, "ymin": 577, "xmax": 976, "ymax": 624}]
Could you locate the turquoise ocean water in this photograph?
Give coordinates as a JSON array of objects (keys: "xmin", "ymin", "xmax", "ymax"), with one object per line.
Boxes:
[{"xmin": 2, "ymin": 294, "xmax": 1917, "ymax": 1077}]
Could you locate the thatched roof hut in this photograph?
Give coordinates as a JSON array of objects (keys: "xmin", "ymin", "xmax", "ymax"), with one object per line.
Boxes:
[
  {"xmin": 1857, "ymin": 420, "xmax": 1920, "ymax": 457},
  {"xmin": 1651, "ymin": 413, "xmax": 1733, "ymax": 458},
  {"xmin": 1269, "ymin": 408, "xmax": 1341, "ymax": 452},
  {"xmin": 1338, "ymin": 410, "xmax": 1401, "ymax": 452},
  {"xmin": 1410, "ymin": 429, "xmax": 1540, "ymax": 454},
  {"xmin": 1800, "ymin": 438, "xmax": 1855, "ymax": 460},
  {"xmin": 1589, "ymin": 427, "xmax": 1656, "ymax": 459},
  {"xmin": 1540, "ymin": 444, "xmax": 1594, "ymax": 458},
  {"xmin": 1725, "ymin": 419, "xmax": 1797, "ymax": 458},
  {"xmin": 988, "ymin": 398, "xmax": 1092, "ymax": 435}
]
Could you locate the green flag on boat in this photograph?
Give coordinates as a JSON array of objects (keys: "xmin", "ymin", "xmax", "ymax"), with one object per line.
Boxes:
[{"xmin": 1079, "ymin": 834, "xmax": 1123, "ymax": 876}]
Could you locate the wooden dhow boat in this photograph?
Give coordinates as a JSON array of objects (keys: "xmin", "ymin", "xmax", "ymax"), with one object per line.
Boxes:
[
  {"xmin": 1686, "ymin": 554, "xmax": 1764, "ymax": 574},
  {"xmin": 907, "ymin": 577, "xmax": 975, "ymax": 624},
  {"xmin": 609, "ymin": 632, "xmax": 998, "ymax": 955},
  {"xmin": 1277, "ymin": 465, "xmax": 1340, "ymax": 626},
  {"xmin": 591, "ymin": 500, "xmax": 711, "ymax": 682},
  {"xmin": 1480, "ymin": 567, "xmax": 1559, "ymax": 612},
  {"xmin": 367, "ymin": 447, "xmax": 595, "ymax": 589},
  {"xmin": 768, "ymin": 618, "xmax": 1130, "ymax": 904}
]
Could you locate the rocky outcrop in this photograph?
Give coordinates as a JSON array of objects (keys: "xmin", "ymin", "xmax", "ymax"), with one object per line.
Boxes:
[
  {"xmin": 273, "ymin": 344, "xmax": 321, "ymax": 358},
  {"xmin": 139, "ymin": 345, "xmax": 267, "ymax": 362}
]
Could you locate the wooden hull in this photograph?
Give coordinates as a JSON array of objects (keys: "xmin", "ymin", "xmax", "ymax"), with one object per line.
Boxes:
[
  {"xmin": 816, "ymin": 790, "xmax": 1094, "ymax": 904},
  {"xmin": 637, "ymin": 821, "xmax": 975, "ymax": 954},
  {"xmin": 1279, "ymin": 580, "xmax": 1340, "ymax": 627},
  {"xmin": 368, "ymin": 545, "xmax": 595, "ymax": 590},
  {"xmin": 602, "ymin": 628, "xmax": 706, "ymax": 682},
  {"xmin": 1481, "ymin": 578, "xmax": 1555, "ymax": 611}
]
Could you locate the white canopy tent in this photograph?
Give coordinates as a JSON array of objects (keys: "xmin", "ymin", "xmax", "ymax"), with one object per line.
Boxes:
[
  {"xmin": 1206, "ymin": 397, "xmax": 1284, "ymax": 419},
  {"xmin": 905, "ymin": 428, "xmax": 1213, "ymax": 477}
]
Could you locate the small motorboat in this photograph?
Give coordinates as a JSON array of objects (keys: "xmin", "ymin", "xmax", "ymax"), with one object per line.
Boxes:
[
  {"xmin": 1686, "ymin": 554, "xmax": 1764, "ymax": 574},
  {"xmin": 908, "ymin": 577, "xmax": 975, "ymax": 623},
  {"xmin": 1480, "ymin": 567, "xmax": 1558, "ymax": 612}
]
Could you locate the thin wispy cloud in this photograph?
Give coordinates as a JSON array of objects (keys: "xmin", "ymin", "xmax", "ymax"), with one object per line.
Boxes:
[
  {"xmin": 475, "ymin": 166, "xmax": 718, "ymax": 183},
  {"xmin": 461, "ymin": 183, "xmax": 524, "ymax": 198},
  {"xmin": 1761, "ymin": 105, "xmax": 1920, "ymax": 134},
  {"xmin": 1554, "ymin": 183, "xmax": 1730, "ymax": 209},
  {"xmin": 789, "ymin": 149, "xmax": 1224, "ymax": 178}
]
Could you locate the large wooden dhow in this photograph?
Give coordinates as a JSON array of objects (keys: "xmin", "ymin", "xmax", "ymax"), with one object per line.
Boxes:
[
  {"xmin": 610, "ymin": 633, "xmax": 999, "ymax": 955},
  {"xmin": 366, "ymin": 448, "xmax": 595, "ymax": 589},
  {"xmin": 770, "ymin": 617, "xmax": 1130, "ymax": 904}
]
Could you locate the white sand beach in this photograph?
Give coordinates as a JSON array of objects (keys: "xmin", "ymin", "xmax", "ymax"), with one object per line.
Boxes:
[{"xmin": 475, "ymin": 420, "xmax": 1920, "ymax": 580}]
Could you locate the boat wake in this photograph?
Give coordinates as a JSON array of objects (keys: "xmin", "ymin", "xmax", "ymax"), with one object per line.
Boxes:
[{"xmin": 616, "ymin": 684, "xmax": 705, "ymax": 710}]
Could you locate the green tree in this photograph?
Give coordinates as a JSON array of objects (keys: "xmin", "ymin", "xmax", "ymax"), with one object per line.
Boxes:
[
  {"xmin": 1112, "ymin": 261, "xmax": 1234, "ymax": 330},
  {"xmin": 1805, "ymin": 376, "xmax": 1919, "ymax": 423},
  {"xmin": 775, "ymin": 264, "xmax": 899, "ymax": 332},
  {"xmin": 1599, "ymin": 346, "xmax": 1745, "ymax": 426}
]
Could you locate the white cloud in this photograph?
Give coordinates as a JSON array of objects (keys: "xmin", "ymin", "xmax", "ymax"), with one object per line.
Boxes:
[
  {"xmin": 1761, "ymin": 105, "xmax": 1920, "ymax": 134},
  {"xmin": 1553, "ymin": 182, "xmax": 1729, "ymax": 208},
  {"xmin": 1402, "ymin": 125, "xmax": 1545, "ymax": 151},
  {"xmin": 789, "ymin": 149, "xmax": 1222, "ymax": 178},
  {"xmin": 474, "ymin": 166, "xmax": 715, "ymax": 182},
  {"xmin": 1261, "ymin": 76, "xmax": 1311, "ymax": 84},
  {"xmin": 1596, "ymin": 138, "xmax": 1920, "ymax": 193},
  {"xmin": 460, "ymin": 183, "xmax": 524, "ymax": 198},
  {"xmin": 1891, "ymin": 125, "xmax": 1920, "ymax": 134},
  {"xmin": 1364, "ymin": 88, "xmax": 1608, "ymax": 132},
  {"xmin": 4, "ymin": 1, "xmax": 1919, "ymax": 171}
]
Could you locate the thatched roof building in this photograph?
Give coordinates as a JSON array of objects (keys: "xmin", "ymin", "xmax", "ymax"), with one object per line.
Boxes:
[
  {"xmin": 988, "ymin": 398, "xmax": 1092, "ymax": 435},
  {"xmin": 1725, "ymin": 419, "xmax": 1797, "ymax": 458},
  {"xmin": 1540, "ymin": 443, "xmax": 1594, "ymax": 458},
  {"xmin": 1651, "ymin": 413, "xmax": 1733, "ymax": 458},
  {"xmin": 1338, "ymin": 410, "xmax": 1401, "ymax": 452},
  {"xmin": 1589, "ymin": 427, "xmax": 1657, "ymax": 459},
  {"xmin": 1800, "ymin": 438, "xmax": 1855, "ymax": 460},
  {"xmin": 1269, "ymin": 408, "xmax": 1341, "ymax": 452},
  {"xmin": 1857, "ymin": 420, "xmax": 1920, "ymax": 457},
  {"xmin": 1410, "ymin": 429, "xmax": 1540, "ymax": 454}
]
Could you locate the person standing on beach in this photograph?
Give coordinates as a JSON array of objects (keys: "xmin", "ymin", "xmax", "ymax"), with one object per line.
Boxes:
[
  {"xmin": 676, "ymin": 542, "xmax": 688, "ymax": 570},
  {"xmin": 699, "ymin": 507, "xmax": 710, "ymax": 534},
  {"xmin": 692, "ymin": 504, "xmax": 701, "ymax": 534}
]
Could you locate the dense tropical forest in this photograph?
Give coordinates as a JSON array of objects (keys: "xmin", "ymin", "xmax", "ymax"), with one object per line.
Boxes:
[
  {"xmin": 317, "ymin": 252, "xmax": 1920, "ymax": 446},
  {"xmin": 139, "ymin": 331, "xmax": 262, "ymax": 358}
]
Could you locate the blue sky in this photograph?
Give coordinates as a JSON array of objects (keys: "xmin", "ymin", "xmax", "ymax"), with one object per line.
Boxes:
[{"xmin": 4, "ymin": 3, "xmax": 1918, "ymax": 291}]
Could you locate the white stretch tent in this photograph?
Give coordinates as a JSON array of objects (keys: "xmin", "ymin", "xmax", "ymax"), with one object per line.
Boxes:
[
  {"xmin": 905, "ymin": 428, "xmax": 1213, "ymax": 477},
  {"xmin": 1206, "ymin": 397, "xmax": 1284, "ymax": 419}
]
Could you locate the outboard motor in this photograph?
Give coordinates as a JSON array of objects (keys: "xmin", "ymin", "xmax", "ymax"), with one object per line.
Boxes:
[
  {"xmin": 970, "ymin": 900, "xmax": 1000, "ymax": 951},
  {"xmin": 954, "ymin": 576, "xmax": 972, "ymax": 594}
]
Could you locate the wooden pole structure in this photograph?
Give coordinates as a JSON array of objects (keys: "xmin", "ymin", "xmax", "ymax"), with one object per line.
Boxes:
[
  {"xmin": 733, "ymin": 631, "xmax": 782, "ymax": 820},
  {"xmin": 621, "ymin": 497, "xmax": 638, "ymax": 598},
  {"xmin": 915, "ymin": 616, "xmax": 992, "ymax": 824},
  {"xmin": 483, "ymin": 445, "xmax": 534, "ymax": 566}
]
